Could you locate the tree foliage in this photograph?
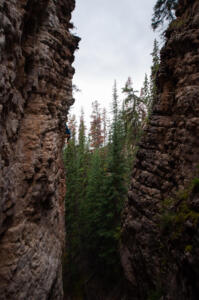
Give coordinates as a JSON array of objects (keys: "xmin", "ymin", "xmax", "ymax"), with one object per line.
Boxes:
[
  {"xmin": 63, "ymin": 44, "xmax": 160, "ymax": 294},
  {"xmin": 150, "ymin": 39, "xmax": 160, "ymax": 109},
  {"xmin": 151, "ymin": 0, "xmax": 178, "ymax": 31},
  {"xmin": 122, "ymin": 77, "xmax": 146, "ymax": 146},
  {"xmin": 89, "ymin": 100, "xmax": 104, "ymax": 149}
]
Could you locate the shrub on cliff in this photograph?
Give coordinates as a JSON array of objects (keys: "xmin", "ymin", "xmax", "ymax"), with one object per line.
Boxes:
[{"xmin": 152, "ymin": 0, "xmax": 178, "ymax": 30}]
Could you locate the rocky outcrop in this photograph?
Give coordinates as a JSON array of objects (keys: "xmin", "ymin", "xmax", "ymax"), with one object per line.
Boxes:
[
  {"xmin": 121, "ymin": 0, "xmax": 199, "ymax": 299},
  {"xmin": 0, "ymin": 0, "xmax": 79, "ymax": 299}
]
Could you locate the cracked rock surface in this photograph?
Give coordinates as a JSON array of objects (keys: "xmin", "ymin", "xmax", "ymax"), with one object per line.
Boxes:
[
  {"xmin": 121, "ymin": 0, "xmax": 199, "ymax": 299},
  {"xmin": 0, "ymin": 0, "xmax": 79, "ymax": 299}
]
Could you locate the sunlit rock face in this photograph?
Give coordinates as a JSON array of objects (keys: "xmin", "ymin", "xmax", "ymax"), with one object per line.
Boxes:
[
  {"xmin": 121, "ymin": 0, "xmax": 199, "ymax": 299},
  {"xmin": 0, "ymin": 0, "xmax": 79, "ymax": 299}
]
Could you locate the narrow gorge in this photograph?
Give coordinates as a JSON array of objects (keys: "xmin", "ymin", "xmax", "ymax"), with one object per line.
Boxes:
[{"xmin": 0, "ymin": 0, "xmax": 199, "ymax": 299}]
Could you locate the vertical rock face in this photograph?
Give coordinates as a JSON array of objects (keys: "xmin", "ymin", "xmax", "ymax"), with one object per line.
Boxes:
[
  {"xmin": 0, "ymin": 0, "xmax": 79, "ymax": 299},
  {"xmin": 121, "ymin": 0, "xmax": 199, "ymax": 299}
]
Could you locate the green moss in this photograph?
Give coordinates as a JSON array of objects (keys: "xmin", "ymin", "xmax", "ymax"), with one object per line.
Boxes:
[
  {"xmin": 169, "ymin": 18, "xmax": 186, "ymax": 30},
  {"xmin": 185, "ymin": 245, "xmax": 192, "ymax": 253},
  {"xmin": 162, "ymin": 197, "xmax": 173, "ymax": 209},
  {"xmin": 148, "ymin": 288, "xmax": 163, "ymax": 300},
  {"xmin": 113, "ymin": 226, "xmax": 121, "ymax": 241},
  {"xmin": 174, "ymin": 202, "xmax": 199, "ymax": 229},
  {"xmin": 191, "ymin": 177, "xmax": 199, "ymax": 191},
  {"xmin": 72, "ymin": 279, "xmax": 85, "ymax": 300},
  {"xmin": 159, "ymin": 177, "xmax": 199, "ymax": 238},
  {"xmin": 160, "ymin": 211, "xmax": 175, "ymax": 232},
  {"xmin": 158, "ymin": 177, "xmax": 199, "ymax": 283},
  {"xmin": 177, "ymin": 189, "xmax": 190, "ymax": 201}
]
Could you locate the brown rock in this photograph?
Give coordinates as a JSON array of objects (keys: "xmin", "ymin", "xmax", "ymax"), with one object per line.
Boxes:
[
  {"xmin": 0, "ymin": 0, "xmax": 79, "ymax": 299},
  {"xmin": 121, "ymin": 0, "xmax": 199, "ymax": 299}
]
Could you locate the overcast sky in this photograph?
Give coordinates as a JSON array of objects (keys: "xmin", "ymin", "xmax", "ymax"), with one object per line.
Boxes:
[{"xmin": 71, "ymin": 0, "xmax": 159, "ymax": 125}]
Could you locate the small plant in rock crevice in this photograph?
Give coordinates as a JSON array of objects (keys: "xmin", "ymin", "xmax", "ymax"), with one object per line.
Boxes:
[{"xmin": 158, "ymin": 176, "xmax": 199, "ymax": 268}]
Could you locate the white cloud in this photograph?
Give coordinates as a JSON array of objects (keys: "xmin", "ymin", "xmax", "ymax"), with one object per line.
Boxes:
[{"xmin": 71, "ymin": 0, "xmax": 159, "ymax": 126}]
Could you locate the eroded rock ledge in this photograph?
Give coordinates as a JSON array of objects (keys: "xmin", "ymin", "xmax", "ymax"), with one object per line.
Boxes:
[
  {"xmin": 121, "ymin": 0, "xmax": 199, "ymax": 299},
  {"xmin": 0, "ymin": 0, "xmax": 79, "ymax": 299}
]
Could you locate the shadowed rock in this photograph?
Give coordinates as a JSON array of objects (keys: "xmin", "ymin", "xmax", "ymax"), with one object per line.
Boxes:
[
  {"xmin": 0, "ymin": 0, "xmax": 79, "ymax": 299},
  {"xmin": 121, "ymin": 0, "xmax": 199, "ymax": 299}
]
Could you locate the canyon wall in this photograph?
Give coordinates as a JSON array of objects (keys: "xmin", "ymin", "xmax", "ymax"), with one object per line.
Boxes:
[
  {"xmin": 0, "ymin": 0, "xmax": 79, "ymax": 299},
  {"xmin": 121, "ymin": 0, "xmax": 199, "ymax": 299}
]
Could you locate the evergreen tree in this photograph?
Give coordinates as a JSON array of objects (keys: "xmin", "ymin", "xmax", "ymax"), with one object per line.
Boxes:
[
  {"xmin": 76, "ymin": 108, "xmax": 89, "ymax": 221},
  {"xmin": 63, "ymin": 117, "xmax": 79, "ymax": 288},
  {"xmin": 81, "ymin": 82, "xmax": 127, "ymax": 280},
  {"xmin": 102, "ymin": 107, "xmax": 108, "ymax": 146},
  {"xmin": 106, "ymin": 81, "xmax": 126, "ymax": 213},
  {"xmin": 64, "ymin": 115, "xmax": 77, "ymax": 240},
  {"xmin": 78, "ymin": 108, "xmax": 86, "ymax": 151},
  {"xmin": 63, "ymin": 81, "xmax": 138, "ymax": 294},
  {"xmin": 99, "ymin": 81, "xmax": 127, "ymax": 276},
  {"xmin": 122, "ymin": 77, "xmax": 143, "ymax": 146},
  {"xmin": 150, "ymin": 39, "xmax": 160, "ymax": 108},
  {"xmin": 63, "ymin": 110, "xmax": 89, "ymax": 294},
  {"xmin": 89, "ymin": 100, "xmax": 103, "ymax": 149},
  {"xmin": 151, "ymin": 0, "xmax": 178, "ymax": 31},
  {"xmin": 141, "ymin": 73, "xmax": 151, "ymax": 112},
  {"xmin": 83, "ymin": 149, "xmax": 106, "ymax": 265}
]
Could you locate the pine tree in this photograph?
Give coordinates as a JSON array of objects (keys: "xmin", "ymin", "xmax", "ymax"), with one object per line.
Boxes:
[
  {"xmin": 64, "ymin": 114, "xmax": 77, "ymax": 234},
  {"xmin": 122, "ymin": 77, "xmax": 143, "ymax": 146},
  {"xmin": 151, "ymin": 39, "xmax": 160, "ymax": 77},
  {"xmin": 63, "ymin": 110, "xmax": 90, "ymax": 294},
  {"xmin": 81, "ymin": 82, "xmax": 127, "ymax": 280},
  {"xmin": 150, "ymin": 39, "xmax": 160, "ymax": 107},
  {"xmin": 63, "ymin": 115, "xmax": 79, "ymax": 289},
  {"xmin": 76, "ymin": 108, "xmax": 89, "ymax": 214},
  {"xmin": 102, "ymin": 107, "xmax": 108, "ymax": 146},
  {"xmin": 89, "ymin": 100, "xmax": 103, "ymax": 149},
  {"xmin": 98, "ymin": 81, "xmax": 127, "ymax": 276},
  {"xmin": 141, "ymin": 73, "xmax": 151, "ymax": 111},
  {"xmin": 83, "ymin": 149, "xmax": 106, "ymax": 265},
  {"xmin": 78, "ymin": 108, "xmax": 86, "ymax": 151}
]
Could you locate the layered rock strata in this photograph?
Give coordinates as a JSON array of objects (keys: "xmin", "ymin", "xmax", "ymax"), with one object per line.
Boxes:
[
  {"xmin": 0, "ymin": 0, "xmax": 79, "ymax": 299},
  {"xmin": 121, "ymin": 0, "xmax": 199, "ymax": 299}
]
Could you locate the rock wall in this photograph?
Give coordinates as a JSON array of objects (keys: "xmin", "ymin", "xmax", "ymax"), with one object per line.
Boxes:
[
  {"xmin": 121, "ymin": 0, "xmax": 199, "ymax": 299},
  {"xmin": 0, "ymin": 0, "xmax": 79, "ymax": 299}
]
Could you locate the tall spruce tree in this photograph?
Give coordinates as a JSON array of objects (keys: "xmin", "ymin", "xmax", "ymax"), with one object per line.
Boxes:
[
  {"xmin": 64, "ymin": 115, "xmax": 77, "ymax": 245},
  {"xmin": 63, "ymin": 110, "xmax": 90, "ymax": 295},
  {"xmin": 102, "ymin": 107, "xmax": 108, "ymax": 146},
  {"xmin": 106, "ymin": 81, "xmax": 126, "ymax": 213},
  {"xmin": 63, "ymin": 116, "xmax": 79, "ymax": 290},
  {"xmin": 76, "ymin": 109, "xmax": 89, "ymax": 228},
  {"xmin": 150, "ymin": 39, "xmax": 160, "ymax": 107},
  {"xmin": 83, "ymin": 149, "xmax": 106, "ymax": 266},
  {"xmin": 89, "ymin": 100, "xmax": 103, "ymax": 149},
  {"xmin": 122, "ymin": 77, "xmax": 143, "ymax": 146},
  {"xmin": 98, "ymin": 82, "xmax": 127, "ymax": 277},
  {"xmin": 141, "ymin": 73, "xmax": 151, "ymax": 112}
]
